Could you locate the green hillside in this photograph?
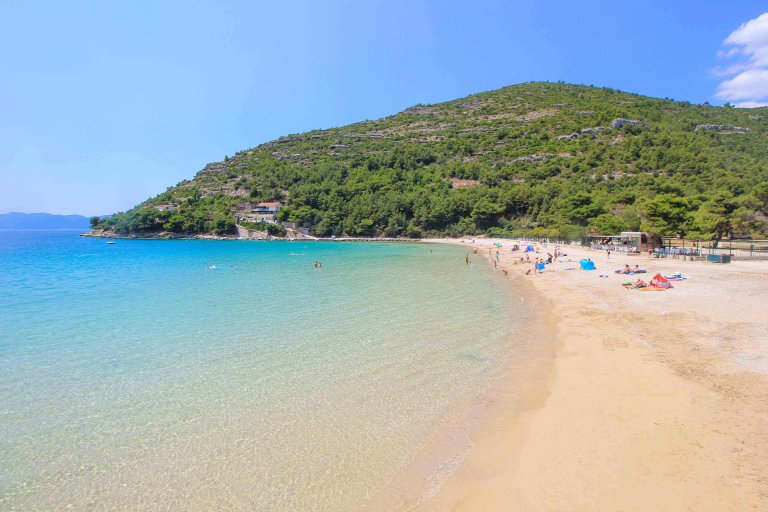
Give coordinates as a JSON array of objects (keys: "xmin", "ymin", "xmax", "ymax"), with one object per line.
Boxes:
[{"xmin": 92, "ymin": 82, "xmax": 768, "ymax": 240}]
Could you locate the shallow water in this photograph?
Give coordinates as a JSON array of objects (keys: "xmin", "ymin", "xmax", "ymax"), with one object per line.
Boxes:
[{"xmin": 0, "ymin": 231, "xmax": 522, "ymax": 511}]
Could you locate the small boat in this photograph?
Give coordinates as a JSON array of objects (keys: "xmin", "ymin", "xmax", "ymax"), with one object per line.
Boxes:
[{"xmin": 106, "ymin": 241, "xmax": 116, "ymax": 245}]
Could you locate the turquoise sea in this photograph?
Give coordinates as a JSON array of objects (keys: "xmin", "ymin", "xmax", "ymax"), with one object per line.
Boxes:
[{"xmin": 0, "ymin": 231, "xmax": 524, "ymax": 511}]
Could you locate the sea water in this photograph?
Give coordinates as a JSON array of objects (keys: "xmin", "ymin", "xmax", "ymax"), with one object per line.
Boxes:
[{"xmin": 0, "ymin": 231, "xmax": 523, "ymax": 511}]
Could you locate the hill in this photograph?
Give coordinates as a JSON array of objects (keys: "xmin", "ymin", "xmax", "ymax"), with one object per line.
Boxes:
[
  {"xmin": 0, "ymin": 212, "xmax": 92, "ymax": 230},
  {"xmin": 92, "ymin": 82, "xmax": 768, "ymax": 240}
]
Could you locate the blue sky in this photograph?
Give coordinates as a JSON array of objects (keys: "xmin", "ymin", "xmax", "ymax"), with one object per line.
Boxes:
[{"xmin": 1, "ymin": 1, "xmax": 766, "ymax": 216}]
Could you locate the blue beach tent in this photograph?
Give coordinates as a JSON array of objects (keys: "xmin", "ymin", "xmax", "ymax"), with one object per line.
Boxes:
[{"xmin": 579, "ymin": 259, "xmax": 596, "ymax": 270}]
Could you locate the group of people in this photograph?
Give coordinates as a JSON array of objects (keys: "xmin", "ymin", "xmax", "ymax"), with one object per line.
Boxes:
[
  {"xmin": 464, "ymin": 242, "xmax": 574, "ymax": 277},
  {"xmin": 619, "ymin": 264, "xmax": 643, "ymax": 274}
]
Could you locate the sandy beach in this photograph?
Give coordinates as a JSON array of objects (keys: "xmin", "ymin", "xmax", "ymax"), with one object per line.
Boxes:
[{"xmin": 370, "ymin": 238, "xmax": 768, "ymax": 511}]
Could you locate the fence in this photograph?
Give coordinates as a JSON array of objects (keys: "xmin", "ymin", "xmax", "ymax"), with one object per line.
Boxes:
[{"xmin": 658, "ymin": 238, "xmax": 768, "ymax": 261}]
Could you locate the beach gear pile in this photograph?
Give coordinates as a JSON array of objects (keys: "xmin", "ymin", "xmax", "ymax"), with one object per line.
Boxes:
[
  {"xmin": 648, "ymin": 273, "xmax": 672, "ymax": 289},
  {"xmin": 622, "ymin": 273, "xmax": 674, "ymax": 290}
]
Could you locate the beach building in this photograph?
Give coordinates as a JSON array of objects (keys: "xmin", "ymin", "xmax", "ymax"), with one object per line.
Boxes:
[
  {"xmin": 253, "ymin": 202, "xmax": 282, "ymax": 215},
  {"xmin": 239, "ymin": 201, "xmax": 282, "ymax": 224},
  {"xmin": 589, "ymin": 231, "xmax": 657, "ymax": 253}
]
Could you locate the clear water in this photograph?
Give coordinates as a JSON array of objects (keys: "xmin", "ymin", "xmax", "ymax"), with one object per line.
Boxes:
[{"xmin": 0, "ymin": 231, "xmax": 522, "ymax": 511}]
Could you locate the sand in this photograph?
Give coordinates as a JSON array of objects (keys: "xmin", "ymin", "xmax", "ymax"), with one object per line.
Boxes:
[{"xmin": 368, "ymin": 239, "xmax": 768, "ymax": 511}]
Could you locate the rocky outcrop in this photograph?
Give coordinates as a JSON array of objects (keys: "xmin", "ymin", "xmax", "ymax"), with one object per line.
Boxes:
[
  {"xmin": 610, "ymin": 118, "xmax": 645, "ymax": 129},
  {"xmin": 236, "ymin": 224, "xmax": 269, "ymax": 240},
  {"xmin": 270, "ymin": 152, "xmax": 303, "ymax": 161},
  {"xmin": 404, "ymin": 105, "xmax": 436, "ymax": 115},
  {"xmin": 453, "ymin": 100, "xmax": 480, "ymax": 109},
  {"xmin": 557, "ymin": 127, "xmax": 606, "ymax": 140},
  {"xmin": 513, "ymin": 154, "xmax": 550, "ymax": 163},
  {"xmin": 694, "ymin": 124, "xmax": 749, "ymax": 133}
]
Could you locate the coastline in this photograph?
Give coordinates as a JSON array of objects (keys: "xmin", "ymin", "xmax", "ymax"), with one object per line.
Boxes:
[
  {"xmin": 363, "ymin": 274, "xmax": 559, "ymax": 511},
  {"xmin": 80, "ymin": 229, "xmax": 422, "ymax": 242},
  {"xmin": 370, "ymin": 238, "xmax": 767, "ymax": 511}
]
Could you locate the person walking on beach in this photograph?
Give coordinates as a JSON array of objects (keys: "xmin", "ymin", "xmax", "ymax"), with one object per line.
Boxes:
[{"xmin": 607, "ymin": 248, "xmax": 611, "ymax": 259}]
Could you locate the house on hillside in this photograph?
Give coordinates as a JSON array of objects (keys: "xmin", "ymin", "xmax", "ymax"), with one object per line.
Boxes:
[
  {"xmin": 253, "ymin": 202, "xmax": 282, "ymax": 215},
  {"xmin": 240, "ymin": 201, "xmax": 282, "ymax": 224},
  {"xmin": 154, "ymin": 204, "xmax": 176, "ymax": 212}
]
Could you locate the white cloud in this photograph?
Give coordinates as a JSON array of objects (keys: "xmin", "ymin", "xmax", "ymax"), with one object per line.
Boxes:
[
  {"xmin": 734, "ymin": 100, "xmax": 768, "ymax": 108},
  {"xmin": 715, "ymin": 12, "xmax": 768, "ymax": 107}
]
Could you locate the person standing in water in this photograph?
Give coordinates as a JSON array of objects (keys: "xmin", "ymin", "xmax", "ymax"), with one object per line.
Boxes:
[{"xmin": 465, "ymin": 254, "xmax": 470, "ymax": 265}]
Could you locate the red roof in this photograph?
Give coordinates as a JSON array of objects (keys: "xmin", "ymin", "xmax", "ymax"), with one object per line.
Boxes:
[{"xmin": 256, "ymin": 202, "xmax": 281, "ymax": 207}]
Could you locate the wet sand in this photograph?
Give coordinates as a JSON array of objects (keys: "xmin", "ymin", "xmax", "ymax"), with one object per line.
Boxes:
[{"xmin": 370, "ymin": 239, "xmax": 768, "ymax": 511}]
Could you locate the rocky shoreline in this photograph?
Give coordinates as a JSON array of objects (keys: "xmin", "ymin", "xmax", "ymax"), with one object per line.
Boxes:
[
  {"xmin": 80, "ymin": 229, "xmax": 421, "ymax": 242},
  {"xmin": 80, "ymin": 229, "xmax": 240, "ymax": 241}
]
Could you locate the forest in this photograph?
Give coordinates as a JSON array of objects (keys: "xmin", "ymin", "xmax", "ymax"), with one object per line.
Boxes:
[{"xmin": 92, "ymin": 82, "xmax": 768, "ymax": 241}]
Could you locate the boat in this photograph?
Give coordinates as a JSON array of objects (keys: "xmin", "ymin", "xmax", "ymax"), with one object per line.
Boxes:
[{"xmin": 106, "ymin": 241, "xmax": 116, "ymax": 245}]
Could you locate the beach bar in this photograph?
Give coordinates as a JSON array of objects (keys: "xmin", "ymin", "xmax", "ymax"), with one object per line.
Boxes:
[{"xmin": 589, "ymin": 231, "xmax": 655, "ymax": 254}]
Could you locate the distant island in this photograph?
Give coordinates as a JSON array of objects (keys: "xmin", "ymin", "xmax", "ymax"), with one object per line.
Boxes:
[
  {"xmin": 0, "ymin": 212, "xmax": 92, "ymax": 230},
  {"xmin": 90, "ymin": 82, "xmax": 768, "ymax": 240}
]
